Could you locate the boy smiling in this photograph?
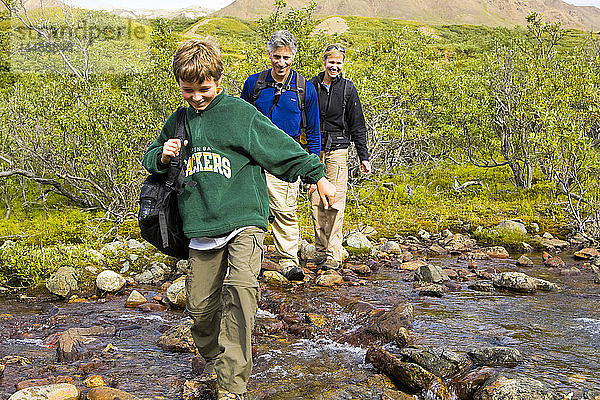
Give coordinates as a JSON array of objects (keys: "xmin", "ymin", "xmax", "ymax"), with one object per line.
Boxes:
[{"xmin": 142, "ymin": 39, "xmax": 335, "ymax": 399}]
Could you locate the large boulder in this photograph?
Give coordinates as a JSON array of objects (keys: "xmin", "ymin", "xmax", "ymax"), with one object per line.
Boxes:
[
  {"xmin": 166, "ymin": 279, "xmax": 187, "ymax": 308},
  {"xmin": 344, "ymin": 231, "xmax": 373, "ymax": 249},
  {"xmin": 484, "ymin": 246, "xmax": 510, "ymax": 259},
  {"xmin": 397, "ymin": 346, "xmax": 471, "ymax": 378},
  {"xmin": 495, "ymin": 220, "xmax": 527, "ymax": 235},
  {"xmin": 8, "ymin": 383, "xmax": 80, "ymax": 400},
  {"xmin": 46, "ymin": 267, "xmax": 78, "ymax": 298},
  {"xmin": 87, "ymin": 386, "xmax": 141, "ymax": 399},
  {"xmin": 96, "ymin": 270, "xmax": 126, "ymax": 292},
  {"xmin": 474, "ymin": 375, "xmax": 559, "ymax": 400},
  {"xmin": 380, "ymin": 240, "xmax": 402, "ymax": 255},
  {"xmin": 492, "ymin": 272, "xmax": 537, "ymax": 293},
  {"xmin": 414, "ymin": 264, "xmax": 449, "ymax": 283},
  {"xmin": 450, "ymin": 367, "xmax": 496, "ymax": 400},
  {"xmin": 365, "ymin": 302, "xmax": 413, "ymax": 345},
  {"xmin": 467, "ymin": 346, "xmax": 523, "ymax": 368}
]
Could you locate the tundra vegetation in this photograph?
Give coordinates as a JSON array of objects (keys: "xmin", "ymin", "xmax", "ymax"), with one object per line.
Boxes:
[{"xmin": 0, "ymin": 0, "xmax": 599, "ymax": 288}]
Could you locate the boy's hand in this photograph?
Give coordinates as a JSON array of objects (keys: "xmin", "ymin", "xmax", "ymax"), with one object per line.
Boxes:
[
  {"xmin": 316, "ymin": 177, "xmax": 336, "ymax": 209},
  {"xmin": 161, "ymin": 139, "xmax": 186, "ymax": 165}
]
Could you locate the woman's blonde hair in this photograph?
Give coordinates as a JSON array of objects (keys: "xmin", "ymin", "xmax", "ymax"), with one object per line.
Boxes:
[
  {"xmin": 323, "ymin": 43, "xmax": 346, "ymax": 61},
  {"xmin": 173, "ymin": 39, "xmax": 223, "ymax": 83}
]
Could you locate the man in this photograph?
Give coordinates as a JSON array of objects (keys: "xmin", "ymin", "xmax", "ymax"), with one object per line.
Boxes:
[{"xmin": 241, "ymin": 30, "xmax": 321, "ymax": 281}]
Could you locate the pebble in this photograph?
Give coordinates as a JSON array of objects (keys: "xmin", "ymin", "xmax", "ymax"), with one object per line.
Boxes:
[{"xmin": 125, "ymin": 290, "xmax": 147, "ymax": 308}]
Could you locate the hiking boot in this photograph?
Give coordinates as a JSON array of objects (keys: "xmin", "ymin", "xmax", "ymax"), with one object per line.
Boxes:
[
  {"xmin": 320, "ymin": 259, "xmax": 340, "ymax": 271},
  {"xmin": 281, "ymin": 264, "xmax": 305, "ymax": 281},
  {"xmin": 197, "ymin": 360, "xmax": 217, "ymax": 383},
  {"xmin": 218, "ymin": 388, "xmax": 245, "ymax": 400}
]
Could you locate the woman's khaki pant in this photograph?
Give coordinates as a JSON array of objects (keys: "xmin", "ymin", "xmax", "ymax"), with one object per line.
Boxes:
[
  {"xmin": 186, "ymin": 227, "xmax": 264, "ymax": 394},
  {"xmin": 310, "ymin": 148, "xmax": 348, "ymax": 263}
]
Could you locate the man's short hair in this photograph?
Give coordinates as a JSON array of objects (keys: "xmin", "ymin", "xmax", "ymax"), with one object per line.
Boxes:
[
  {"xmin": 267, "ymin": 30, "xmax": 298, "ymax": 55},
  {"xmin": 173, "ymin": 39, "xmax": 223, "ymax": 83}
]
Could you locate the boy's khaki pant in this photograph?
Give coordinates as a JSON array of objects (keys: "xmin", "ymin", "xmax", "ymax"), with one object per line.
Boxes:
[
  {"xmin": 186, "ymin": 227, "xmax": 264, "ymax": 394},
  {"xmin": 266, "ymin": 172, "xmax": 300, "ymax": 269},
  {"xmin": 310, "ymin": 148, "xmax": 348, "ymax": 263}
]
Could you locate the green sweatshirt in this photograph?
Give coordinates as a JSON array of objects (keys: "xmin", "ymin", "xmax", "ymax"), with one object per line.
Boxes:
[{"xmin": 142, "ymin": 90, "xmax": 325, "ymax": 238}]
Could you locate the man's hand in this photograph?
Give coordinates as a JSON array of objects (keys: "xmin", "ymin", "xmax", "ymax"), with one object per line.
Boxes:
[
  {"xmin": 316, "ymin": 177, "xmax": 336, "ymax": 209},
  {"xmin": 161, "ymin": 139, "xmax": 187, "ymax": 164},
  {"xmin": 361, "ymin": 160, "xmax": 372, "ymax": 175}
]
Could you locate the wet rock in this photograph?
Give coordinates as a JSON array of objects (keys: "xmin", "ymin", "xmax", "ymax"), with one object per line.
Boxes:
[
  {"xmin": 380, "ymin": 240, "xmax": 402, "ymax": 255},
  {"xmin": 134, "ymin": 261, "xmax": 168, "ymax": 284},
  {"xmin": 449, "ymin": 366, "xmax": 495, "ymax": 400},
  {"xmin": 16, "ymin": 376, "xmax": 73, "ymax": 391},
  {"xmin": 344, "ymin": 231, "xmax": 373, "ymax": 249},
  {"xmin": 0, "ymin": 362, "xmax": 4, "ymax": 378},
  {"xmin": 8, "ymin": 383, "xmax": 80, "ymax": 400},
  {"xmin": 365, "ymin": 302, "xmax": 413, "ymax": 344},
  {"xmin": 77, "ymin": 359, "xmax": 105, "ymax": 374},
  {"xmin": 182, "ymin": 378, "xmax": 217, "ymax": 400},
  {"xmin": 444, "ymin": 234, "xmax": 476, "ymax": 252},
  {"xmin": 365, "ymin": 347, "xmax": 451, "ymax": 397},
  {"xmin": 96, "ymin": 270, "xmax": 126, "ymax": 292},
  {"xmin": 137, "ymin": 303, "xmax": 167, "ymax": 312},
  {"xmin": 474, "ymin": 375, "xmax": 559, "ymax": 400},
  {"xmin": 467, "ymin": 346, "xmax": 523, "ymax": 368},
  {"xmin": 87, "ymin": 386, "xmax": 141, "ymax": 399},
  {"xmin": 532, "ymin": 278, "xmax": 559, "ymax": 292},
  {"xmin": 484, "ymin": 246, "xmax": 510, "ymax": 259},
  {"xmin": 544, "ymin": 256, "xmax": 566, "ymax": 269},
  {"xmin": 305, "ymin": 312, "xmax": 327, "ymax": 327},
  {"xmin": 257, "ymin": 318, "xmax": 285, "ymax": 335},
  {"xmin": 397, "ymin": 346, "xmax": 471, "ymax": 378},
  {"xmin": 400, "ymin": 260, "xmax": 428, "ymax": 271},
  {"xmin": 428, "ymin": 244, "xmax": 448, "ymax": 255},
  {"xmin": 516, "ymin": 255, "xmax": 534, "ymax": 267},
  {"xmin": 533, "ymin": 236, "xmax": 570, "ymax": 251},
  {"xmin": 83, "ymin": 374, "xmax": 105, "ymax": 387},
  {"xmin": 262, "ymin": 271, "xmax": 288, "ymax": 286},
  {"xmin": 175, "ymin": 259, "xmax": 190, "ymax": 275},
  {"xmin": 381, "ymin": 389, "xmax": 417, "ymax": 399},
  {"xmin": 416, "ymin": 283, "xmax": 446, "ymax": 297},
  {"xmin": 492, "ymin": 272, "xmax": 537, "ymax": 293},
  {"xmin": 345, "ymin": 300, "xmax": 377, "ymax": 316},
  {"xmin": 299, "ymin": 239, "xmax": 316, "ymax": 260},
  {"xmin": 57, "ymin": 326, "xmax": 116, "ymax": 362},
  {"xmin": 464, "ymin": 251, "xmax": 491, "ymax": 261},
  {"xmin": 166, "ymin": 279, "xmax": 187, "ymax": 308},
  {"xmin": 574, "ymin": 248, "xmax": 600, "ymax": 260},
  {"xmin": 414, "ymin": 264, "xmax": 449, "ymax": 283},
  {"xmin": 443, "ymin": 268, "xmax": 458, "ymax": 279},
  {"xmin": 261, "ymin": 259, "xmax": 281, "ymax": 272},
  {"xmin": 349, "ymin": 264, "xmax": 372, "ymax": 275},
  {"xmin": 157, "ymin": 321, "xmax": 195, "ymax": 353},
  {"xmin": 495, "ymin": 220, "xmax": 527, "ymax": 235},
  {"xmin": 46, "ymin": 266, "xmax": 79, "ymax": 298},
  {"xmin": 316, "ymin": 270, "xmax": 343, "ymax": 287},
  {"xmin": 192, "ymin": 355, "xmax": 207, "ymax": 375},
  {"xmin": 125, "ymin": 290, "xmax": 147, "ymax": 307}
]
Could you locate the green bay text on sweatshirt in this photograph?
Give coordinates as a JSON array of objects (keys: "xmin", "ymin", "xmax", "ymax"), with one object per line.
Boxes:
[{"xmin": 142, "ymin": 90, "xmax": 325, "ymax": 238}]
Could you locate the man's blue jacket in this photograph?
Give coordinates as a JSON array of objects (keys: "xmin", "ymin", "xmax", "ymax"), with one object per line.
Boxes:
[{"xmin": 241, "ymin": 69, "xmax": 321, "ymax": 156}]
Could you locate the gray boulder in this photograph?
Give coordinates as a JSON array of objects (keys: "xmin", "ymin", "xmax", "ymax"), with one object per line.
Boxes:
[
  {"xmin": 134, "ymin": 261, "xmax": 168, "ymax": 284},
  {"xmin": 475, "ymin": 375, "xmax": 559, "ymax": 400},
  {"xmin": 495, "ymin": 220, "xmax": 527, "ymax": 235},
  {"xmin": 414, "ymin": 264, "xmax": 449, "ymax": 283},
  {"xmin": 8, "ymin": 383, "xmax": 80, "ymax": 400},
  {"xmin": 96, "ymin": 270, "xmax": 126, "ymax": 292},
  {"xmin": 468, "ymin": 346, "xmax": 523, "ymax": 368},
  {"xmin": 365, "ymin": 302, "xmax": 413, "ymax": 345},
  {"xmin": 398, "ymin": 346, "xmax": 471, "ymax": 378},
  {"xmin": 468, "ymin": 281, "xmax": 495, "ymax": 292},
  {"xmin": 379, "ymin": 240, "xmax": 402, "ymax": 255},
  {"xmin": 299, "ymin": 239, "xmax": 316, "ymax": 261},
  {"xmin": 492, "ymin": 272, "xmax": 537, "ymax": 293},
  {"xmin": 344, "ymin": 231, "xmax": 373, "ymax": 249},
  {"xmin": 46, "ymin": 266, "xmax": 78, "ymax": 297},
  {"xmin": 166, "ymin": 279, "xmax": 187, "ymax": 308},
  {"xmin": 516, "ymin": 255, "xmax": 534, "ymax": 267}
]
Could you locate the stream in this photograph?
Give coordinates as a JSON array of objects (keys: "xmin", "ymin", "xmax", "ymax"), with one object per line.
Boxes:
[{"xmin": 1, "ymin": 251, "xmax": 599, "ymax": 399}]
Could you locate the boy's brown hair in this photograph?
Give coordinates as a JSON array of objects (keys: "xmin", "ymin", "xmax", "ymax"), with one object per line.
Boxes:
[{"xmin": 173, "ymin": 39, "xmax": 223, "ymax": 83}]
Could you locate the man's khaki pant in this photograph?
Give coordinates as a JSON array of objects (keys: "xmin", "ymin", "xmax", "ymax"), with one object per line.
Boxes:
[
  {"xmin": 186, "ymin": 227, "xmax": 264, "ymax": 394},
  {"xmin": 266, "ymin": 172, "xmax": 300, "ymax": 268},
  {"xmin": 310, "ymin": 148, "xmax": 348, "ymax": 263}
]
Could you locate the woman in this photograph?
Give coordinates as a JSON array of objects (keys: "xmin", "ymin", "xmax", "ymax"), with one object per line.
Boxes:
[{"xmin": 309, "ymin": 44, "xmax": 371, "ymax": 270}]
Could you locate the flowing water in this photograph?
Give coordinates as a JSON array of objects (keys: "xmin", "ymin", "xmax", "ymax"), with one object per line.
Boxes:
[{"xmin": 1, "ymin": 252, "xmax": 599, "ymax": 399}]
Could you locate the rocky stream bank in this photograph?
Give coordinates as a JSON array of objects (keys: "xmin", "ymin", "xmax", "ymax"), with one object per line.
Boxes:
[{"xmin": 1, "ymin": 221, "xmax": 599, "ymax": 400}]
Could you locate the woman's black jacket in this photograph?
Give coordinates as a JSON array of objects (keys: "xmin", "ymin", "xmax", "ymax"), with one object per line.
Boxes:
[{"xmin": 309, "ymin": 72, "xmax": 369, "ymax": 162}]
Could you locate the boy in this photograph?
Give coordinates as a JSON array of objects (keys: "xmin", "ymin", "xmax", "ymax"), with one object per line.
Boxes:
[{"xmin": 142, "ymin": 40, "xmax": 335, "ymax": 399}]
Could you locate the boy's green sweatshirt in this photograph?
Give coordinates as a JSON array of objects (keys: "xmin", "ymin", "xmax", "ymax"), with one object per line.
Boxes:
[{"xmin": 142, "ymin": 90, "xmax": 325, "ymax": 238}]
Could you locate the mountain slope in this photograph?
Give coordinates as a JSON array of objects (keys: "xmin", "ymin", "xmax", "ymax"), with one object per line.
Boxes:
[{"xmin": 215, "ymin": 0, "xmax": 600, "ymax": 30}]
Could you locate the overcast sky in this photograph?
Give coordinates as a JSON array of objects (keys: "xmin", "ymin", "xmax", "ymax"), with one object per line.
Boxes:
[{"xmin": 67, "ymin": 0, "xmax": 600, "ymax": 11}]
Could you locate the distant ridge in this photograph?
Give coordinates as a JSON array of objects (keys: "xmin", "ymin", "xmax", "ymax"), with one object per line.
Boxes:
[
  {"xmin": 215, "ymin": 0, "xmax": 600, "ymax": 30},
  {"xmin": 106, "ymin": 6, "xmax": 214, "ymax": 20}
]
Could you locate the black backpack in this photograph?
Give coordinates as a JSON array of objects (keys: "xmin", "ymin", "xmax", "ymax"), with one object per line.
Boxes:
[
  {"xmin": 138, "ymin": 107, "xmax": 190, "ymax": 259},
  {"xmin": 250, "ymin": 69, "xmax": 307, "ymax": 132}
]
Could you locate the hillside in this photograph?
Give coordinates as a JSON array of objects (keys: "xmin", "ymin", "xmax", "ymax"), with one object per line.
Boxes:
[{"xmin": 216, "ymin": 0, "xmax": 600, "ymax": 30}]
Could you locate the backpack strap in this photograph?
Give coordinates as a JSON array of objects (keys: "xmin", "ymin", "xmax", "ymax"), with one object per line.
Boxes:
[
  {"xmin": 251, "ymin": 70, "xmax": 270, "ymax": 106},
  {"xmin": 296, "ymin": 72, "xmax": 307, "ymax": 131},
  {"xmin": 166, "ymin": 106, "xmax": 188, "ymax": 193},
  {"xmin": 341, "ymin": 78, "xmax": 349, "ymax": 134}
]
